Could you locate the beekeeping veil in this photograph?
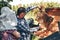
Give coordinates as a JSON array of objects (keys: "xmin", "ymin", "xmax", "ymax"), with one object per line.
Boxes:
[{"xmin": 0, "ymin": 7, "xmax": 17, "ymax": 31}]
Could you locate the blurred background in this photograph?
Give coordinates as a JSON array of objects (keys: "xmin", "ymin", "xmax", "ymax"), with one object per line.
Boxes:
[
  {"xmin": 1, "ymin": 0, "xmax": 60, "ymax": 24},
  {"xmin": 0, "ymin": 0, "xmax": 60, "ymax": 40}
]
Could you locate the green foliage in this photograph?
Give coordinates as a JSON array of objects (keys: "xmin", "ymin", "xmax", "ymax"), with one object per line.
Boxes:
[
  {"xmin": 31, "ymin": 35, "xmax": 39, "ymax": 40},
  {"xmin": 46, "ymin": 2, "xmax": 60, "ymax": 8},
  {"xmin": 7, "ymin": 0, "xmax": 13, "ymax": 2},
  {"xmin": 0, "ymin": 1, "xmax": 11, "ymax": 10}
]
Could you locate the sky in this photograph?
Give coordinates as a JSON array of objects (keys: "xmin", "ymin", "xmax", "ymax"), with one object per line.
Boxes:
[{"xmin": 9, "ymin": 0, "xmax": 60, "ymax": 5}]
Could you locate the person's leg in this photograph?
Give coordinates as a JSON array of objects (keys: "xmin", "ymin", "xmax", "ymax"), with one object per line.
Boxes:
[
  {"xmin": 0, "ymin": 34, "xmax": 1, "ymax": 40},
  {"xmin": 12, "ymin": 30, "xmax": 20, "ymax": 38},
  {"xmin": 27, "ymin": 34, "xmax": 30, "ymax": 40},
  {"xmin": 2, "ymin": 32, "xmax": 8, "ymax": 40},
  {"xmin": 0, "ymin": 31, "xmax": 2, "ymax": 40},
  {"xmin": 7, "ymin": 30, "xmax": 20, "ymax": 40}
]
